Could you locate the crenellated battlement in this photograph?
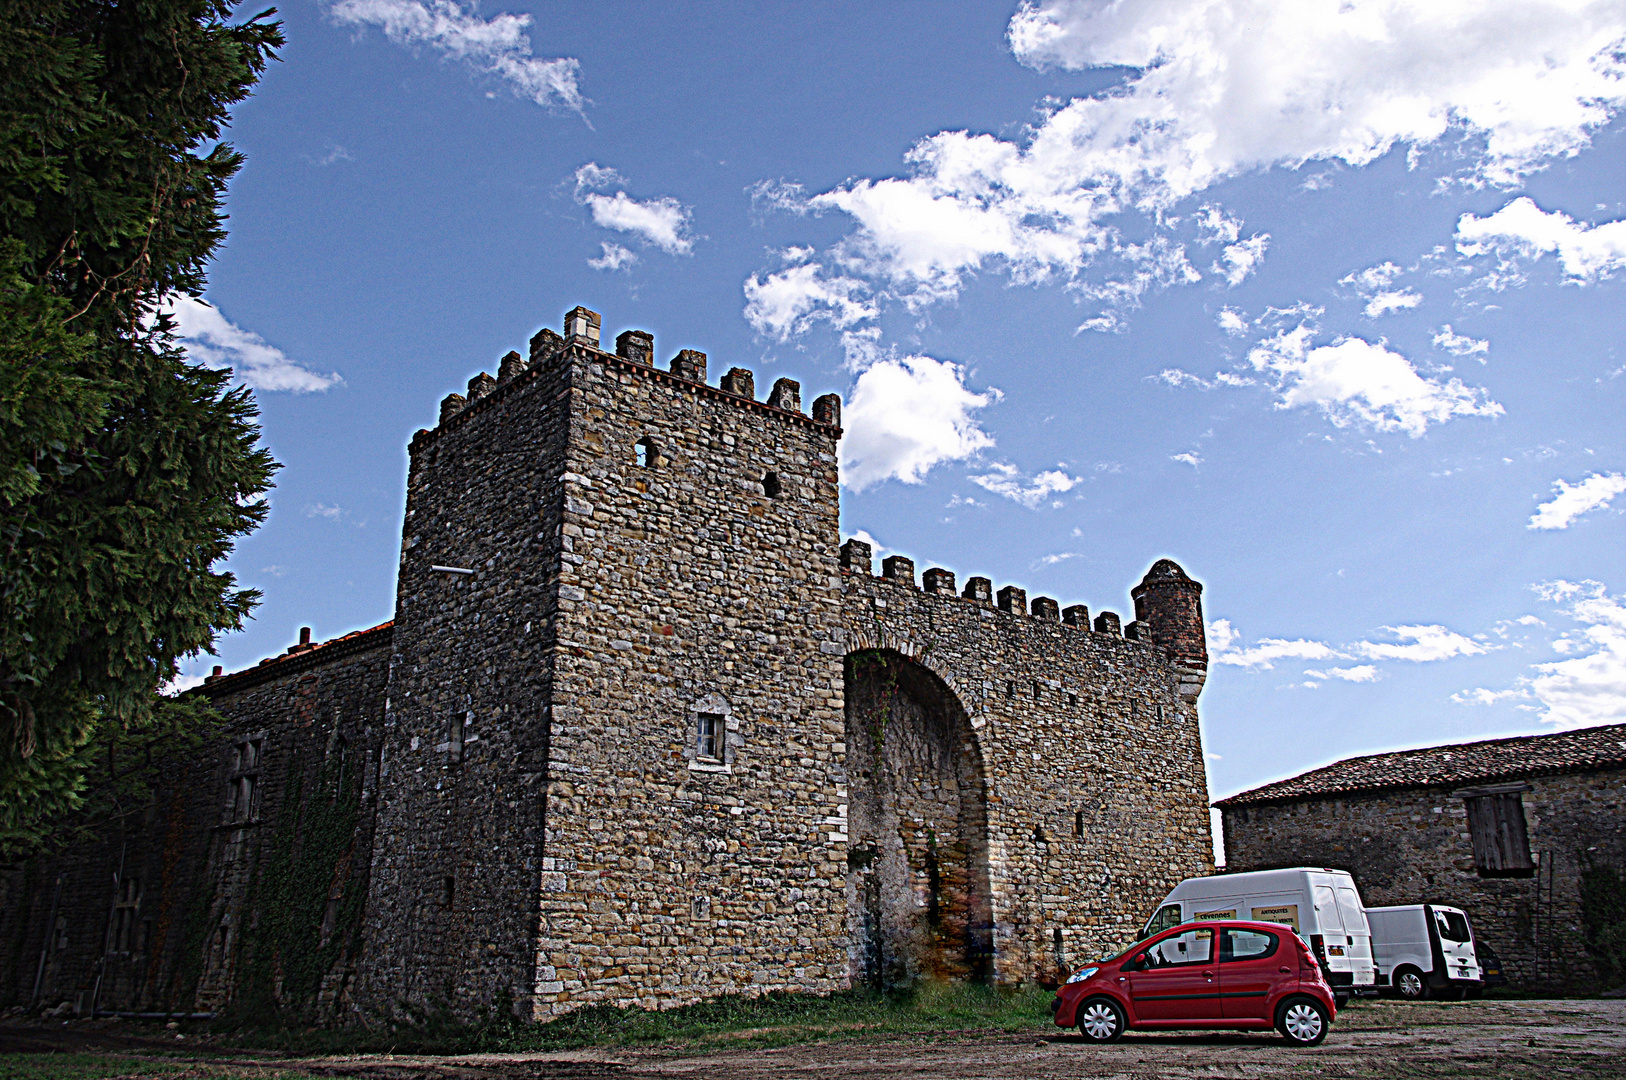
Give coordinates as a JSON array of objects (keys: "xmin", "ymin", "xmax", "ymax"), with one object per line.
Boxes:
[
  {"xmin": 839, "ymin": 535, "xmax": 1206, "ymax": 698},
  {"xmin": 420, "ymin": 305, "xmax": 843, "ymax": 448}
]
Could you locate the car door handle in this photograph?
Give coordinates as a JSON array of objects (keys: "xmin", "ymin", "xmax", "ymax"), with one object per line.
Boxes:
[
  {"xmin": 1203, "ymin": 971, "xmax": 1215, "ymax": 979},
  {"xmin": 1279, "ymin": 966, "xmax": 1293, "ymax": 973}
]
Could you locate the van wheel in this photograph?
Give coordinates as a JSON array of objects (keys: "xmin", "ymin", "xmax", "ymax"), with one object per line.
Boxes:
[
  {"xmin": 1277, "ymin": 996, "xmax": 1330, "ymax": 1047},
  {"xmin": 1076, "ymin": 997, "xmax": 1126, "ymax": 1043},
  {"xmin": 1394, "ymin": 967, "xmax": 1429, "ymax": 1001},
  {"xmin": 1333, "ymin": 993, "xmax": 1349, "ymax": 1009}
]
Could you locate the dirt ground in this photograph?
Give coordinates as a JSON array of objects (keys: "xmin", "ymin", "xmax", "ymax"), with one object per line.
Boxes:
[{"xmin": 6, "ymin": 999, "xmax": 1626, "ymax": 1079}]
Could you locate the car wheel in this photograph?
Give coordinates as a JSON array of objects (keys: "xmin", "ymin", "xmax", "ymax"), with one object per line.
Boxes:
[
  {"xmin": 1076, "ymin": 997, "xmax": 1126, "ymax": 1043},
  {"xmin": 1277, "ymin": 996, "xmax": 1330, "ymax": 1047},
  {"xmin": 1394, "ymin": 967, "xmax": 1429, "ymax": 1001}
]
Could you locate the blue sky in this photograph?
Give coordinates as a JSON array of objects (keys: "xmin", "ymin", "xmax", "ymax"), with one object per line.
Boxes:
[{"xmin": 174, "ymin": 0, "xmax": 1626, "ymax": 808}]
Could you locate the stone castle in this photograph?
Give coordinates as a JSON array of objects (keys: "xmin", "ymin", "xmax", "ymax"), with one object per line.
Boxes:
[{"xmin": 1, "ymin": 305, "xmax": 1214, "ymax": 1022}]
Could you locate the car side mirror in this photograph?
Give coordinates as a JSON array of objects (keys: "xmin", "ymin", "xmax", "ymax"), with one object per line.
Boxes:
[{"xmin": 1125, "ymin": 953, "xmax": 1147, "ymax": 972}]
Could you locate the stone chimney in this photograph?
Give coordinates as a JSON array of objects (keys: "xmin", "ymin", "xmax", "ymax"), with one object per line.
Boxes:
[{"xmin": 720, "ymin": 367, "xmax": 755, "ymax": 398}]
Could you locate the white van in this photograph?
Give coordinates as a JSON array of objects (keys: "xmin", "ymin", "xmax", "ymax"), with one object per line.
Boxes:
[
  {"xmin": 1142, "ymin": 868, "xmax": 1376, "ymax": 1002},
  {"xmin": 1366, "ymin": 904, "xmax": 1483, "ymax": 1000}
]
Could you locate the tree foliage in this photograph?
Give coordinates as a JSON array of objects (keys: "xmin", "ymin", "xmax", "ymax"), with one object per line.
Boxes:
[{"xmin": 0, "ymin": 0, "xmax": 283, "ymax": 852}]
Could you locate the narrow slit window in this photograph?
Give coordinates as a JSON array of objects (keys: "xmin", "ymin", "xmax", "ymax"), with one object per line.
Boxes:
[
  {"xmin": 696, "ymin": 712, "xmax": 723, "ymax": 760},
  {"xmin": 449, "ymin": 712, "xmax": 465, "ymax": 763},
  {"xmin": 1074, "ymin": 809, "xmax": 1084, "ymax": 836},
  {"xmin": 762, "ymin": 471, "xmax": 782, "ymax": 497},
  {"xmin": 635, "ymin": 437, "xmax": 656, "ymax": 468},
  {"xmin": 1005, "ymin": 681, "xmax": 1016, "ymax": 698},
  {"xmin": 443, "ymin": 874, "xmax": 456, "ymax": 909},
  {"xmin": 1032, "ymin": 681, "xmax": 1042, "ymax": 701},
  {"xmin": 1067, "ymin": 692, "xmax": 1078, "ymax": 708}
]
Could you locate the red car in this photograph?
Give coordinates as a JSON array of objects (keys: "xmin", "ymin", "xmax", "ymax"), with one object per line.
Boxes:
[{"xmin": 1051, "ymin": 920, "xmax": 1337, "ymax": 1046}]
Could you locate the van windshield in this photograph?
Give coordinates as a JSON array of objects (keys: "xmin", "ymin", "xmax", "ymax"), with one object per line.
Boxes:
[{"xmin": 1335, "ymin": 887, "xmax": 1369, "ymax": 933}]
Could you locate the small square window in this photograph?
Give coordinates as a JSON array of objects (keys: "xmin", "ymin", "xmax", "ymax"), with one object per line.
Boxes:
[{"xmin": 696, "ymin": 712, "xmax": 723, "ymax": 760}]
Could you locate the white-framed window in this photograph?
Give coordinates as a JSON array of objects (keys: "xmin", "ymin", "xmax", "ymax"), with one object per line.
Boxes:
[{"xmin": 685, "ymin": 693, "xmax": 735, "ymax": 773}]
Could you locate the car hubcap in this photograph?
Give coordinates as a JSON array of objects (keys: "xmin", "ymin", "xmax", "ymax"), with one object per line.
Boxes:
[
  {"xmin": 1081, "ymin": 1003, "xmax": 1118, "ymax": 1039},
  {"xmin": 1399, "ymin": 973, "xmax": 1423, "ymax": 997},
  {"xmin": 1284, "ymin": 1004, "xmax": 1323, "ymax": 1042}
]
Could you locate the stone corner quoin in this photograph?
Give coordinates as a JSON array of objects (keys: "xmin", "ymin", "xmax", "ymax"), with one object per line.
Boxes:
[{"xmin": 3, "ymin": 304, "xmax": 1216, "ymax": 1025}]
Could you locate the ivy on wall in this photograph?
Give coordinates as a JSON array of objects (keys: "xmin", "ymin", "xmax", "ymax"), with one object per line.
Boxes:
[
  {"xmin": 1580, "ymin": 859, "xmax": 1626, "ymax": 987},
  {"xmin": 232, "ymin": 743, "xmax": 365, "ymax": 1021}
]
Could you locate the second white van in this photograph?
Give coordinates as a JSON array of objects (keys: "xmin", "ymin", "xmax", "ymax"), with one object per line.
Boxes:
[
  {"xmin": 1366, "ymin": 904, "xmax": 1483, "ymax": 1000},
  {"xmin": 1142, "ymin": 868, "xmax": 1376, "ymax": 1003}
]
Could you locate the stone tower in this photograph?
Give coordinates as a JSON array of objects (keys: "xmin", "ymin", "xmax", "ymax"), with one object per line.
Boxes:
[{"xmin": 358, "ymin": 307, "xmax": 852, "ymax": 1019}]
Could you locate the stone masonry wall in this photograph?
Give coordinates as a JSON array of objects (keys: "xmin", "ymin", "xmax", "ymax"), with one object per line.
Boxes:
[
  {"xmin": 357, "ymin": 330, "xmax": 578, "ymax": 1020},
  {"xmin": 0, "ymin": 628, "xmax": 390, "ymax": 1019},
  {"xmin": 533, "ymin": 337, "xmax": 849, "ymax": 1017},
  {"xmin": 840, "ymin": 557, "xmax": 1215, "ymax": 985},
  {"xmin": 1221, "ymin": 766, "xmax": 1626, "ymax": 990}
]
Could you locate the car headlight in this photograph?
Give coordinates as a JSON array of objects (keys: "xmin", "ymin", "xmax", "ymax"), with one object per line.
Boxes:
[{"xmin": 1065, "ymin": 966, "xmax": 1099, "ymax": 985}]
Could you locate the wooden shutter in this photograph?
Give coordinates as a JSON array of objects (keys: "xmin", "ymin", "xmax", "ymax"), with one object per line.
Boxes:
[{"xmin": 1463, "ymin": 792, "xmax": 1534, "ymax": 877}]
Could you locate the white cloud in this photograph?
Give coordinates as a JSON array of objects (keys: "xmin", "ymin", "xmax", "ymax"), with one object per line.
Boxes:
[
  {"xmin": 1248, "ymin": 321, "xmax": 1503, "ymax": 437},
  {"xmin": 743, "ymin": 263, "xmax": 876, "ymax": 340},
  {"xmin": 1217, "ymin": 307, "xmax": 1248, "ymax": 335},
  {"xmin": 1528, "ymin": 472, "xmax": 1626, "ymax": 529},
  {"xmin": 1363, "ymin": 289, "xmax": 1423, "ymax": 318},
  {"xmin": 1208, "ymin": 619, "xmax": 1342, "ymax": 670},
  {"xmin": 1457, "ymin": 196, "xmax": 1626, "ymax": 283},
  {"xmin": 588, "ymin": 242, "xmax": 637, "ymax": 272},
  {"xmin": 1304, "ymin": 665, "xmax": 1381, "ymax": 683},
  {"xmin": 580, "ymin": 192, "xmax": 693, "ymax": 255},
  {"xmin": 968, "ymin": 462, "xmax": 1083, "ymax": 509},
  {"xmin": 1433, "ymin": 324, "xmax": 1490, "ymax": 358},
  {"xmin": 1464, "ymin": 581, "xmax": 1626, "ymax": 727},
  {"xmin": 573, "ymin": 163, "xmax": 623, "ymax": 192},
  {"xmin": 1353, "ymin": 625, "xmax": 1489, "ymax": 662},
  {"xmin": 1340, "ymin": 263, "xmax": 1405, "ymax": 293},
  {"xmin": 305, "ymin": 503, "xmax": 344, "ymax": 520},
  {"xmin": 330, "ymin": 0, "xmax": 581, "ymax": 111},
  {"xmin": 160, "ymin": 295, "xmax": 341, "ymax": 393},
  {"xmin": 840, "ymin": 354, "xmax": 997, "ymax": 490},
  {"xmin": 1214, "ymin": 234, "xmax": 1270, "ymax": 286},
  {"xmin": 749, "ymin": 1, "xmax": 1626, "ymax": 334},
  {"xmin": 1039, "ymin": 551, "xmax": 1082, "ymax": 566},
  {"xmin": 1009, "ymin": 1, "xmax": 1626, "ymax": 187},
  {"xmin": 1171, "ymin": 452, "xmax": 1202, "ymax": 467}
]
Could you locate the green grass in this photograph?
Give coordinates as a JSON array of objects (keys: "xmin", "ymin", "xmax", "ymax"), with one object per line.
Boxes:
[
  {"xmin": 205, "ymin": 981, "xmax": 1057, "ymax": 1057},
  {"xmin": 0, "ymin": 1054, "xmax": 316, "ymax": 1080}
]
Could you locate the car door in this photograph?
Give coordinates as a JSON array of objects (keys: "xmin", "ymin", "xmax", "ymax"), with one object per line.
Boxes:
[
  {"xmin": 1125, "ymin": 926, "xmax": 1220, "ymax": 1023},
  {"xmin": 1219, "ymin": 927, "xmax": 1285, "ymax": 1023}
]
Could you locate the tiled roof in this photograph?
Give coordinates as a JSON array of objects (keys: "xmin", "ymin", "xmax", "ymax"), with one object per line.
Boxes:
[
  {"xmin": 1215, "ymin": 723, "xmax": 1626, "ymax": 807},
  {"xmin": 194, "ymin": 620, "xmax": 394, "ymax": 697}
]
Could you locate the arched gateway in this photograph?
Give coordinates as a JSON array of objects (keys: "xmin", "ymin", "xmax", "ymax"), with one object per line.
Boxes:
[{"xmin": 844, "ymin": 649, "xmax": 993, "ymax": 987}]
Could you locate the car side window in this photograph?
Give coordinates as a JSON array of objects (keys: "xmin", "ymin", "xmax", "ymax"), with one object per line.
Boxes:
[
  {"xmin": 1146, "ymin": 927, "xmax": 1213, "ymax": 967},
  {"xmin": 1220, "ymin": 928, "xmax": 1278, "ymax": 962}
]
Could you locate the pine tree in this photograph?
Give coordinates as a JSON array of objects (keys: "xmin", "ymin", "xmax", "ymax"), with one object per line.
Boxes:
[{"xmin": 0, "ymin": 0, "xmax": 283, "ymax": 852}]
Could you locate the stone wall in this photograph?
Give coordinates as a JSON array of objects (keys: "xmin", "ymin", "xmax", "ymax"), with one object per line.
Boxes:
[
  {"xmin": 0, "ymin": 626, "xmax": 390, "ymax": 1018},
  {"xmin": 839, "ymin": 552, "xmax": 1215, "ymax": 985},
  {"xmin": 1220, "ymin": 766, "xmax": 1626, "ymax": 990}
]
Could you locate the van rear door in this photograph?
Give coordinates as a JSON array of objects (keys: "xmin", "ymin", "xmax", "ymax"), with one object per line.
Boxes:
[
  {"xmin": 1334, "ymin": 886, "xmax": 1376, "ymax": 988},
  {"xmin": 1428, "ymin": 906, "xmax": 1481, "ymax": 984}
]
